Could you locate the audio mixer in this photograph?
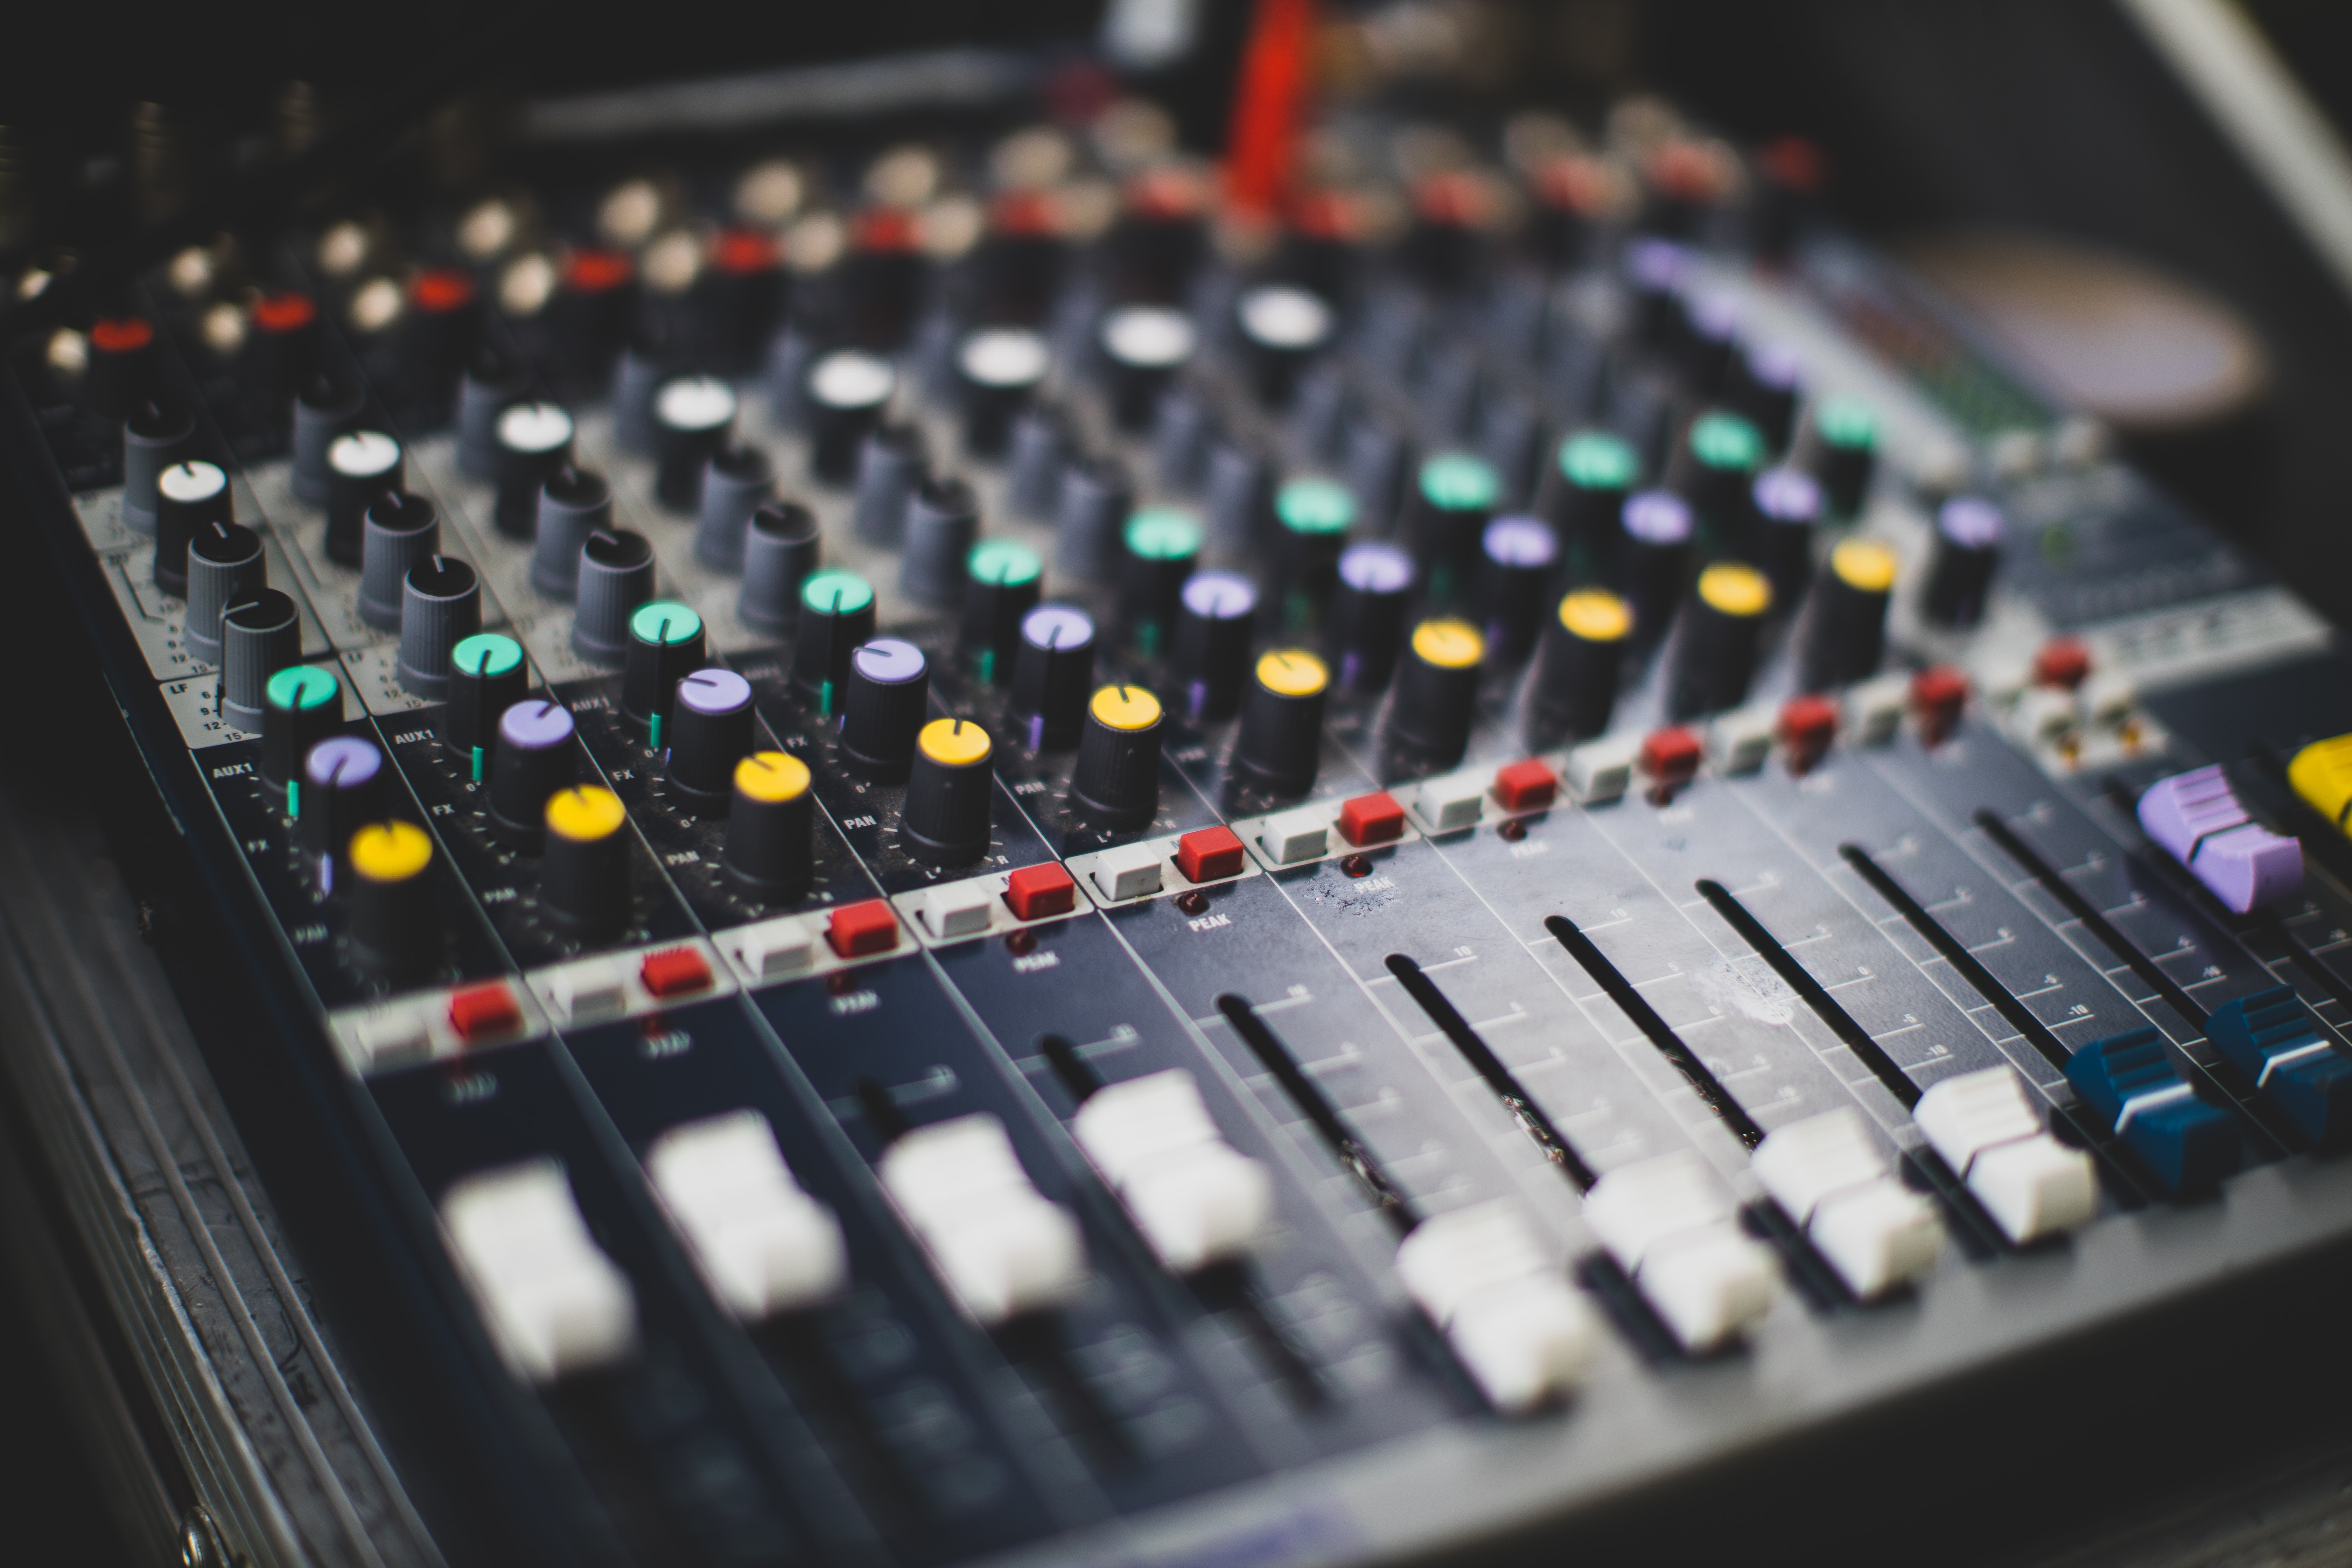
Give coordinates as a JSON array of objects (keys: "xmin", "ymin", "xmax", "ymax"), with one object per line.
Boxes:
[{"xmin": 11, "ymin": 45, "xmax": 2352, "ymax": 1568}]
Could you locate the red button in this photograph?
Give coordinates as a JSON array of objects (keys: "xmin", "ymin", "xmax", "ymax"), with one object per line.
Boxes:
[
  {"xmin": 251, "ymin": 292, "xmax": 316, "ymax": 334},
  {"xmin": 2032, "ymin": 637, "xmax": 2092, "ymax": 691},
  {"xmin": 89, "ymin": 317, "xmax": 154, "ymax": 354},
  {"xmin": 1778, "ymin": 695, "xmax": 1839, "ymax": 773},
  {"xmin": 1337, "ymin": 792, "xmax": 1406, "ymax": 846},
  {"xmin": 1910, "ymin": 666, "xmax": 1970, "ymax": 744},
  {"xmin": 828, "ymin": 899, "xmax": 901, "ymax": 957},
  {"xmin": 1176, "ymin": 826, "xmax": 1246, "ymax": 883},
  {"xmin": 712, "ymin": 227, "xmax": 778, "ymax": 274},
  {"xmin": 564, "ymin": 248, "xmax": 633, "ymax": 294},
  {"xmin": 410, "ymin": 268, "xmax": 476, "ymax": 314},
  {"xmin": 447, "ymin": 983, "xmax": 521, "ymax": 1043},
  {"xmin": 1492, "ymin": 760, "xmax": 1560, "ymax": 812},
  {"xmin": 639, "ymin": 946, "xmax": 713, "ymax": 998},
  {"xmin": 1639, "ymin": 727, "xmax": 1703, "ymax": 784},
  {"xmin": 1005, "ymin": 862, "xmax": 1077, "ymax": 920}
]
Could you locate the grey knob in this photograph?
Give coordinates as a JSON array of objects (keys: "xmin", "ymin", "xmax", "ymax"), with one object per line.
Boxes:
[
  {"xmin": 1054, "ymin": 452, "xmax": 1132, "ymax": 584},
  {"xmin": 492, "ymin": 402, "xmax": 575, "ymax": 540},
  {"xmin": 901, "ymin": 478, "xmax": 978, "ymax": 608},
  {"xmin": 185, "ymin": 519, "xmax": 266, "ymax": 664},
  {"xmin": 851, "ymin": 422, "xmax": 927, "ymax": 547},
  {"xmin": 693, "ymin": 445, "xmax": 775, "ymax": 572},
  {"xmin": 154, "ymin": 460, "xmax": 231, "ymax": 598},
  {"xmin": 1152, "ymin": 379, "xmax": 1219, "ymax": 492},
  {"xmin": 765, "ymin": 321, "xmax": 823, "ymax": 432},
  {"xmin": 122, "ymin": 404, "xmax": 195, "ymax": 537},
  {"xmin": 324, "ymin": 431, "xmax": 403, "ymax": 567},
  {"xmin": 1204, "ymin": 433, "xmax": 1274, "ymax": 556},
  {"xmin": 398, "ymin": 556, "xmax": 481, "ymax": 698},
  {"xmin": 739, "ymin": 502, "xmax": 820, "ymax": 637},
  {"xmin": 611, "ymin": 340, "xmax": 671, "ymax": 455},
  {"xmin": 456, "ymin": 355, "xmax": 527, "ymax": 479},
  {"xmin": 530, "ymin": 467, "xmax": 611, "ymax": 601},
  {"xmin": 358, "ymin": 492, "xmax": 439, "ymax": 630},
  {"xmin": 1006, "ymin": 402, "xmax": 1071, "ymax": 520},
  {"xmin": 219, "ymin": 589, "xmax": 303, "ymax": 730},
  {"xmin": 290, "ymin": 381, "xmax": 363, "ymax": 506},
  {"xmin": 574, "ymin": 529, "xmax": 656, "ymax": 665}
]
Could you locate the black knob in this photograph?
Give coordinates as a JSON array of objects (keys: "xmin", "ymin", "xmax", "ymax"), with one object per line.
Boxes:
[
  {"xmin": 621, "ymin": 600, "xmax": 707, "ymax": 728},
  {"xmin": 1007, "ymin": 401, "xmax": 1074, "ymax": 519},
  {"xmin": 957, "ymin": 328, "xmax": 1050, "ymax": 457},
  {"xmin": 1666, "ymin": 563, "xmax": 1773, "ymax": 721},
  {"xmin": 1678, "ymin": 292, "xmax": 1742, "ymax": 396},
  {"xmin": 530, "ymin": 467, "xmax": 612, "ymax": 600},
  {"xmin": 1384, "ymin": 618, "xmax": 1485, "ymax": 769},
  {"xmin": 839, "ymin": 638, "xmax": 930, "ymax": 780},
  {"xmin": 1405, "ymin": 453, "xmax": 1502, "ymax": 605},
  {"xmin": 1010, "ymin": 604, "xmax": 1096, "ymax": 750},
  {"xmin": 959, "ymin": 541, "xmax": 1042, "ymax": 684},
  {"xmin": 551, "ymin": 249, "xmax": 636, "ymax": 380},
  {"xmin": 1539, "ymin": 430, "xmax": 1641, "ymax": 566},
  {"xmin": 488, "ymin": 699, "xmax": 577, "ymax": 853},
  {"xmin": 723, "ymin": 751, "xmax": 814, "ymax": 901},
  {"xmin": 1526, "ymin": 589, "xmax": 1632, "ymax": 747},
  {"xmin": 651, "ymin": 376, "xmax": 738, "ymax": 513},
  {"xmin": 1232, "ymin": 649, "xmax": 1329, "ymax": 798},
  {"xmin": 851, "ymin": 421, "xmax": 927, "ymax": 547},
  {"xmin": 739, "ymin": 503, "xmax": 822, "ymax": 637},
  {"xmin": 1099, "ymin": 306, "xmax": 1196, "ymax": 432},
  {"xmin": 360, "ymin": 492, "xmax": 440, "ymax": 631},
  {"xmin": 297, "ymin": 734, "xmax": 390, "ymax": 883},
  {"xmin": 693, "ymin": 445, "xmax": 775, "ymax": 572},
  {"xmin": 1667, "ymin": 411, "xmax": 1766, "ymax": 546},
  {"xmin": 185, "ymin": 520, "xmax": 265, "ymax": 665},
  {"xmin": 696, "ymin": 229, "xmax": 784, "ymax": 375},
  {"xmin": 1119, "ymin": 510, "xmax": 1203, "ymax": 655},
  {"xmin": 1070, "ymin": 685, "xmax": 1164, "ymax": 828},
  {"xmin": 87, "ymin": 318, "xmax": 159, "ymax": 421},
  {"xmin": 493, "ymin": 402, "xmax": 575, "ymax": 541},
  {"xmin": 455, "ymin": 354, "xmax": 527, "ymax": 481},
  {"xmin": 1152, "ymin": 378, "xmax": 1219, "ymax": 492},
  {"xmin": 259, "ymin": 664, "xmax": 342, "ymax": 787},
  {"xmin": 1270, "ymin": 477, "xmax": 1354, "ymax": 633},
  {"xmin": 1728, "ymin": 342, "xmax": 1804, "ymax": 454},
  {"xmin": 1618, "ymin": 490, "xmax": 1694, "ymax": 643},
  {"xmin": 347, "ymin": 821, "xmax": 439, "ymax": 981},
  {"xmin": 220, "ymin": 590, "xmax": 304, "ymax": 732},
  {"xmin": 1799, "ymin": 539, "xmax": 1898, "ymax": 692},
  {"xmin": 243, "ymin": 300, "xmax": 322, "ymax": 405},
  {"xmin": 1794, "ymin": 397, "xmax": 1878, "ymax": 519},
  {"xmin": 900, "ymin": 479, "xmax": 979, "ymax": 609},
  {"xmin": 1054, "ymin": 453, "xmax": 1133, "ymax": 584},
  {"xmin": 398, "ymin": 556, "xmax": 482, "ymax": 699},
  {"xmin": 1172, "ymin": 570, "xmax": 1258, "ymax": 722},
  {"xmin": 541, "ymin": 785, "xmax": 633, "ymax": 941},
  {"xmin": 1624, "ymin": 239, "xmax": 1693, "ymax": 351},
  {"xmin": 400, "ymin": 270, "xmax": 481, "ymax": 406},
  {"xmin": 122, "ymin": 403, "xmax": 195, "ymax": 538},
  {"xmin": 1745, "ymin": 467, "xmax": 1822, "ymax": 612},
  {"xmin": 901, "ymin": 719, "xmax": 995, "ymax": 865},
  {"xmin": 1477, "ymin": 516, "xmax": 1560, "ymax": 664},
  {"xmin": 807, "ymin": 350, "xmax": 897, "ymax": 485},
  {"xmin": 443, "ymin": 633, "xmax": 527, "ymax": 761},
  {"xmin": 791, "ymin": 569, "xmax": 877, "ymax": 711},
  {"xmin": 1923, "ymin": 496, "xmax": 2004, "ymax": 630},
  {"xmin": 324, "ymin": 431, "xmax": 403, "ymax": 568},
  {"xmin": 154, "ymin": 461, "xmax": 230, "ymax": 598},
  {"xmin": 573, "ymin": 529, "xmax": 657, "ymax": 665},
  {"xmin": 1235, "ymin": 284, "xmax": 1335, "ymax": 405},
  {"xmin": 1203, "ymin": 433, "xmax": 1276, "ymax": 557},
  {"xmin": 1327, "ymin": 541, "xmax": 1414, "ymax": 694},
  {"xmin": 665, "ymin": 667, "xmax": 757, "ymax": 815},
  {"xmin": 290, "ymin": 381, "xmax": 363, "ymax": 507}
]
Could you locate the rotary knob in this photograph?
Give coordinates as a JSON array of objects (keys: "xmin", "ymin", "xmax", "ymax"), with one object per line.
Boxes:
[
  {"xmin": 154, "ymin": 461, "xmax": 231, "ymax": 599},
  {"xmin": 1799, "ymin": 540, "xmax": 1897, "ymax": 692},
  {"xmin": 1384, "ymin": 618, "xmax": 1485, "ymax": 770},
  {"xmin": 901, "ymin": 479, "xmax": 979, "ymax": 609},
  {"xmin": 693, "ymin": 445, "xmax": 775, "ymax": 572},
  {"xmin": 1729, "ymin": 342, "xmax": 1804, "ymax": 454},
  {"xmin": 1120, "ymin": 510, "xmax": 1203, "ymax": 654},
  {"xmin": 348, "ymin": 821, "xmax": 440, "ymax": 981},
  {"xmin": 1405, "ymin": 453, "xmax": 1502, "ymax": 603},
  {"xmin": 1618, "ymin": 491, "xmax": 1695, "ymax": 642},
  {"xmin": 87, "ymin": 319, "xmax": 159, "ymax": 421},
  {"xmin": 1746, "ymin": 467, "xmax": 1822, "ymax": 609},
  {"xmin": 807, "ymin": 350, "xmax": 897, "ymax": 485},
  {"xmin": 185, "ymin": 520, "xmax": 265, "ymax": 665},
  {"xmin": 621, "ymin": 601, "xmax": 707, "ymax": 730},
  {"xmin": 455, "ymin": 355, "xmax": 528, "ymax": 482},
  {"xmin": 723, "ymin": 752, "xmax": 813, "ymax": 902},
  {"xmin": 1172, "ymin": 570, "xmax": 1258, "ymax": 722},
  {"xmin": 1794, "ymin": 397, "xmax": 1878, "ymax": 519},
  {"xmin": 652, "ymin": 376, "xmax": 738, "ymax": 513},
  {"xmin": 221, "ymin": 591, "xmax": 305, "ymax": 732},
  {"xmin": 1540, "ymin": 430, "xmax": 1640, "ymax": 563},
  {"xmin": 1054, "ymin": 453, "xmax": 1134, "ymax": 585},
  {"xmin": 489, "ymin": 699, "xmax": 578, "ymax": 853},
  {"xmin": 901, "ymin": 719, "xmax": 995, "ymax": 865},
  {"xmin": 541, "ymin": 786, "xmax": 633, "ymax": 941},
  {"xmin": 957, "ymin": 328, "xmax": 1050, "ymax": 457},
  {"xmin": 1099, "ymin": 306, "xmax": 1197, "ymax": 432},
  {"xmin": 1008, "ymin": 401, "xmax": 1074, "ymax": 519},
  {"xmin": 1477, "ymin": 516, "xmax": 1560, "ymax": 665},
  {"xmin": 1923, "ymin": 496, "xmax": 2004, "ymax": 630},
  {"xmin": 528, "ymin": 467, "xmax": 611, "ymax": 601},
  {"xmin": 298, "ymin": 734, "xmax": 390, "ymax": 884},
  {"xmin": 1666, "ymin": 563, "xmax": 1773, "ymax": 721},
  {"xmin": 398, "ymin": 557, "xmax": 482, "ymax": 699},
  {"xmin": 1668, "ymin": 412, "xmax": 1765, "ymax": 539},
  {"xmin": 360, "ymin": 492, "xmax": 440, "ymax": 631},
  {"xmin": 738, "ymin": 503, "xmax": 822, "ymax": 637},
  {"xmin": 443, "ymin": 633, "xmax": 528, "ymax": 765},
  {"xmin": 1070, "ymin": 685, "xmax": 1164, "ymax": 829},
  {"xmin": 791, "ymin": 570, "xmax": 877, "ymax": 711},
  {"xmin": 1232, "ymin": 650, "xmax": 1329, "ymax": 798},
  {"xmin": 573, "ymin": 530, "xmax": 657, "ymax": 665},
  {"xmin": 1010, "ymin": 604, "xmax": 1096, "ymax": 750},
  {"xmin": 291, "ymin": 381, "xmax": 363, "ymax": 507},
  {"xmin": 1151, "ymin": 378, "xmax": 1218, "ymax": 492},
  {"xmin": 1327, "ymin": 541, "xmax": 1414, "ymax": 694},
  {"xmin": 665, "ymin": 668, "xmax": 757, "ymax": 816},
  {"xmin": 1526, "ymin": 590, "xmax": 1632, "ymax": 747},
  {"xmin": 324, "ymin": 431, "xmax": 403, "ymax": 568},
  {"xmin": 493, "ymin": 403, "xmax": 575, "ymax": 541},
  {"xmin": 122, "ymin": 403, "xmax": 195, "ymax": 538},
  {"xmin": 1203, "ymin": 433, "xmax": 1275, "ymax": 557},
  {"xmin": 959, "ymin": 540, "xmax": 1042, "ymax": 683},
  {"xmin": 1271, "ymin": 478, "xmax": 1354, "ymax": 632},
  {"xmin": 1235, "ymin": 285, "xmax": 1335, "ymax": 406},
  {"xmin": 851, "ymin": 421, "xmax": 927, "ymax": 547},
  {"xmin": 261, "ymin": 665, "xmax": 343, "ymax": 789},
  {"xmin": 839, "ymin": 639, "xmax": 930, "ymax": 780}
]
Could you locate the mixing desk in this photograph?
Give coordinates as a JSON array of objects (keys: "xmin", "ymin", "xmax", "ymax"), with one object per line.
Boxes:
[{"xmin": 8, "ymin": 41, "xmax": 2352, "ymax": 1568}]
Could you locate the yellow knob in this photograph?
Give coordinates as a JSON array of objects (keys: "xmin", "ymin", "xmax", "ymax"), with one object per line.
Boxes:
[
  {"xmin": 1557, "ymin": 589, "xmax": 1631, "ymax": 643},
  {"xmin": 2290, "ymin": 734, "xmax": 2352, "ymax": 831},
  {"xmin": 734, "ymin": 750, "xmax": 810, "ymax": 804},
  {"xmin": 1697, "ymin": 562, "xmax": 1771, "ymax": 618},
  {"xmin": 918, "ymin": 718, "xmax": 993, "ymax": 767},
  {"xmin": 1830, "ymin": 539, "xmax": 1898, "ymax": 594},
  {"xmin": 1255, "ymin": 649, "xmax": 1329, "ymax": 697},
  {"xmin": 545, "ymin": 785, "xmax": 626, "ymax": 843},
  {"xmin": 1410, "ymin": 617, "xmax": 1484, "ymax": 670},
  {"xmin": 349, "ymin": 820, "xmax": 432, "ymax": 883},
  {"xmin": 1089, "ymin": 684, "xmax": 1163, "ymax": 731}
]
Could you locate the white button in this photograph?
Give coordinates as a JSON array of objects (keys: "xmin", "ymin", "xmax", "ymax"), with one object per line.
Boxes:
[
  {"xmin": 739, "ymin": 917, "xmax": 817, "ymax": 980},
  {"xmin": 1414, "ymin": 769, "xmax": 1486, "ymax": 831},
  {"xmin": 880, "ymin": 1114, "xmax": 1088, "ymax": 1323},
  {"xmin": 1705, "ymin": 702, "xmax": 1777, "ymax": 775},
  {"xmin": 1582, "ymin": 1152, "xmax": 1778, "ymax": 1351},
  {"xmin": 1564, "ymin": 734, "xmax": 1640, "ymax": 803},
  {"xmin": 646, "ymin": 1112, "xmax": 847, "ymax": 1320},
  {"xmin": 2015, "ymin": 685, "xmax": 2077, "ymax": 744},
  {"xmin": 441, "ymin": 1161, "xmax": 638, "ymax": 1384},
  {"xmin": 548, "ymin": 960, "xmax": 629, "ymax": 1023},
  {"xmin": 1258, "ymin": 806, "xmax": 1330, "ymax": 865},
  {"xmin": 922, "ymin": 882, "xmax": 996, "ymax": 939},
  {"xmin": 1844, "ymin": 673, "xmax": 1909, "ymax": 746},
  {"xmin": 1091, "ymin": 842, "xmax": 1166, "ymax": 902},
  {"xmin": 353, "ymin": 1008, "xmax": 432, "ymax": 1069}
]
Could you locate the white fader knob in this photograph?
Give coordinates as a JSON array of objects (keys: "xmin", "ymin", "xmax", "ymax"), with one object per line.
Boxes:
[
  {"xmin": 879, "ymin": 1114, "xmax": 1086, "ymax": 1324},
  {"xmin": 646, "ymin": 1111, "xmax": 847, "ymax": 1320},
  {"xmin": 1913, "ymin": 1066, "xmax": 2097, "ymax": 1245},
  {"xmin": 1751, "ymin": 1108, "xmax": 1944, "ymax": 1299},
  {"xmin": 439, "ymin": 1160, "xmax": 638, "ymax": 1384},
  {"xmin": 1070, "ymin": 1069, "xmax": 1272, "ymax": 1274},
  {"xmin": 1396, "ymin": 1202, "xmax": 1599, "ymax": 1414},
  {"xmin": 1582, "ymin": 1150, "xmax": 1779, "ymax": 1353}
]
